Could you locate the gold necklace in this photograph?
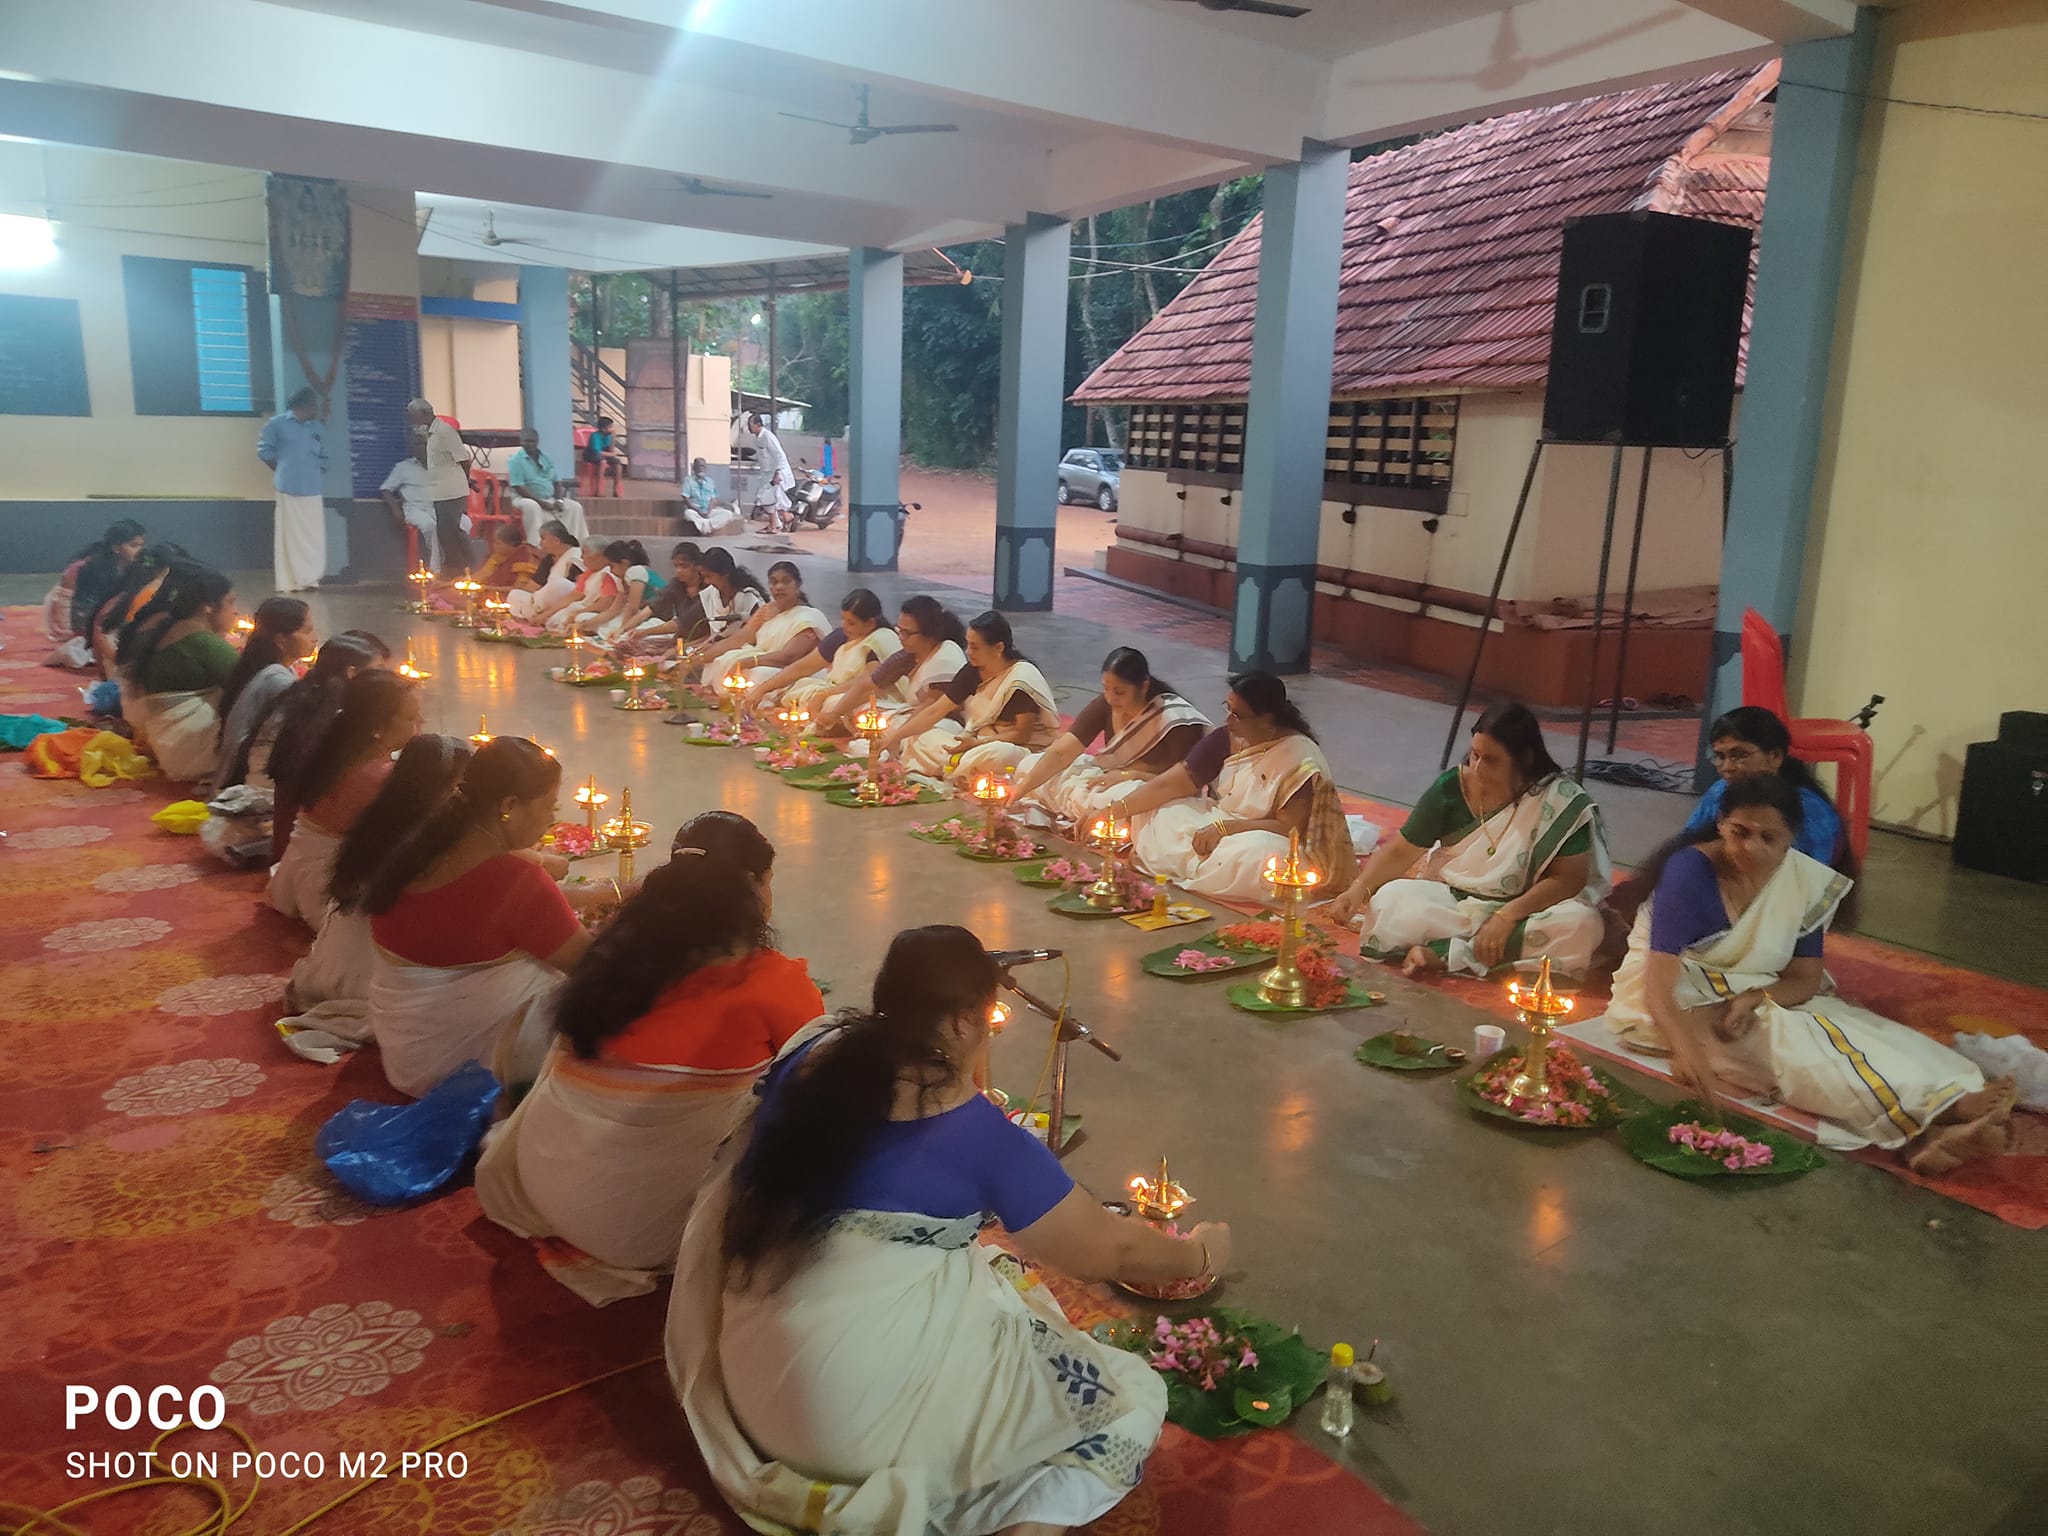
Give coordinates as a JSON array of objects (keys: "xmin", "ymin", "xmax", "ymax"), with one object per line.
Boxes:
[{"xmin": 1478, "ymin": 794, "xmax": 1520, "ymax": 856}]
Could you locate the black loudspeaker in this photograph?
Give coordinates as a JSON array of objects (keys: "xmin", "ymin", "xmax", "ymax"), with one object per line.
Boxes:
[
  {"xmin": 1541, "ymin": 211, "xmax": 1752, "ymax": 448},
  {"xmin": 1953, "ymin": 713, "xmax": 2048, "ymax": 882}
]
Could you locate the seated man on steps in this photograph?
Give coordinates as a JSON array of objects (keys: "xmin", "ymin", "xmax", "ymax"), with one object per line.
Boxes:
[
  {"xmin": 506, "ymin": 427, "xmax": 589, "ymax": 544},
  {"xmin": 679, "ymin": 457, "xmax": 743, "ymax": 536}
]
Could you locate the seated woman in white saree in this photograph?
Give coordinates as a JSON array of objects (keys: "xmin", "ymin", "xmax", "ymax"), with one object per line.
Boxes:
[
  {"xmin": 816, "ymin": 595, "xmax": 967, "ymax": 741},
  {"xmin": 1112, "ymin": 671, "xmax": 1355, "ymax": 901},
  {"xmin": 1324, "ymin": 700, "xmax": 1609, "ymax": 980},
  {"xmin": 681, "ymin": 558, "xmax": 827, "ymax": 688},
  {"xmin": 1604, "ymin": 774, "xmax": 2016, "ymax": 1176},
  {"xmin": 670, "ymin": 926, "xmax": 1228, "ymax": 1536},
  {"xmin": 879, "ymin": 610, "xmax": 1058, "ymax": 784},
  {"xmin": 1010, "ymin": 646, "xmax": 1209, "ymax": 827},
  {"xmin": 507, "ymin": 521, "xmax": 585, "ymax": 626},
  {"xmin": 362, "ymin": 738, "xmax": 594, "ymax": 1097},
  {"xmin": 267, "ymin": 669, "xmax": 424, "ymax": 930},
  {"xmin": 742, "ymin": 587, "xmax": 899, "ymax": 718},
  {"xmin": 545, "ymin": 542, "xmax": 622, "ymax": 635},
  {"xmin": 586, "ymin": 539, "xmax": 666, "ymax": 643},
  {"xmin": 117, "ymin": 565, "xmax": 242, "ymax": 784},
  {"xmin": 478, "ymin": 812, "xmax": 824, "ymax": 1294}
]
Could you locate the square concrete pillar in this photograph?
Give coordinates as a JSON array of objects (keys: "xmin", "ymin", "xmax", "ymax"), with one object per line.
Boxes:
[
  {"xmin": 1230, "ymin": 141, "xmax": 1349, "ymax": 675},
  {"xmin": 993, "ymin": 213, "xmax": 1071, "ymax": 611},
  {"xmin": 847, "ymin": 247, "xmax": 905, "ymax": 573}
]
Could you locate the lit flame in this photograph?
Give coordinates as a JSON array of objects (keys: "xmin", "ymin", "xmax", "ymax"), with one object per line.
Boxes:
[
  {"xmin": 469, "ymin": 714, "xmax": 493, "ymax": 745},
  {"xmin": 988, "ymin": 1002, "xmax": 1009, "ymax": 1031},
  {"xmin": 854, "ymin": 706, "xmax": 887, "ymax": 734}
]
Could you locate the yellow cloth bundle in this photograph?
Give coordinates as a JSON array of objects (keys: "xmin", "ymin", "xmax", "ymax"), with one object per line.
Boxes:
[{"xmin": 151, "ymin": 800, "xmax": 211, "ymax": 835}]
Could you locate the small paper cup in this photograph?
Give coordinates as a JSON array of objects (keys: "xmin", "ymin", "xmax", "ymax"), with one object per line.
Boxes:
[
  {"xmin": 1472, "ymin": 1023, "xmax": 1507, "ymax": 1061},
  {"xmin": 549, "ymin": 666, "xmax": 566, "ymax": 680},
  {"xmin": 609, "ymin": 688, "xmax": 627, "ymax": 704}
]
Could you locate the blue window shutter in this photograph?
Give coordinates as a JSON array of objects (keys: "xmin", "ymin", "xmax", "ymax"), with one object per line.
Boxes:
[{"xmin": 190, "ymin": 266, "xmax": 253, "ymax": 412}]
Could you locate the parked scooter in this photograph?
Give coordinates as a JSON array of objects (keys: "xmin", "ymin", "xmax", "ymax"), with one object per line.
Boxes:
[{"xmin": 788, "ymin": 462, "xmax": 841, "ymax": 530}]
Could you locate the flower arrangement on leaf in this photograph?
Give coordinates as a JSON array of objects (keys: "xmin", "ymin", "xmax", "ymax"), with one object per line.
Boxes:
[
  {"xmin": 542, "ymin": 823, "xmax": 597, "ymax": 859},
  {"xmin": 1473, "ymin": 1039, "xmax": 1617, "ymax": 1126},
  {"xmin": 1094, "ymin": 1308, "xmax": 1328, "ymax": 1441},
  {"xmin": 762, "ymin": 740, "xmax": 832, "ymax": 770},
  {"xmin": 1173, "ymin": 949, "xmax": 1237, "ymax": 973},
  {"xmin": 911, "ymin": 816, "xmax": 1042, "ymax": 858},
  {"xmin": 1040, "ymin": 857, "xmax": 1096, "ymax": 884},
  {"xmin": 1291, "ymin": 949, "xmax": 1353, "ymax": 1008},
  {"xmin": 1667, "ymin": 1121, "xmax": 1775, "ymax": 1171},
  {"xmin": 1213, "ymin": 918, "xmax": 1334, "ymax": 955},
  {"xmin": 701, "ymin": 719, "xmax": 769, "ymax": 747}
]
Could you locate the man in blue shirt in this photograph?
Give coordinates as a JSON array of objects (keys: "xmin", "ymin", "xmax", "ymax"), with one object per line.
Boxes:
[
  {"xmin": 680, "ymin": 456, "xmax": 742, "ymax": 535},
  {"xmin": 505, "ymin": 427, "xmax": 588, "ymax": 544},
  {"xmin": 257, "ymin": 386, "xmax": 327, "ymax": 592}
]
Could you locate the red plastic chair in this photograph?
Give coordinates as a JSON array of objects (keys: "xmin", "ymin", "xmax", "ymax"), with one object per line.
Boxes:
[{"xmin": 1739, "ymin": 609, "xmax": 1873, "ymax": 865}]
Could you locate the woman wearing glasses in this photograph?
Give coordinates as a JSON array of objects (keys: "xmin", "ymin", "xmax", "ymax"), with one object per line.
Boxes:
[
  {"xmin": 814, "ymin": 595, "xmax": 967, "ymax": 738},
  {"xmin": 1683, "ymin": 706, "xmax": 1844, "ymax": 863}
]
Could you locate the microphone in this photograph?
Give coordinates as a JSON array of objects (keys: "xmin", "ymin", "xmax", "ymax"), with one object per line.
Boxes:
[{"xmin": 987, "ymin": 947, "xmax": 1063, "ymax": 969}]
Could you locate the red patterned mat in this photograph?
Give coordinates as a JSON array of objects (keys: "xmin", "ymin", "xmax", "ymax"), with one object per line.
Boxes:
[{"xmin": 0, "ymin": 623, "xmax": 1418, "ymax": 1534}]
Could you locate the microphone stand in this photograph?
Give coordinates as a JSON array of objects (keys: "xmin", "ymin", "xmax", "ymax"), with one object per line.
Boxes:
[{"xmin": 997, "ymin": 965, "xmax": 1121, "ymax": 1156}]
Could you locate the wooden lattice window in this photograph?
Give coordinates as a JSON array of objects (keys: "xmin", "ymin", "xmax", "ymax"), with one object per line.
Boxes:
[
  {"xmin": 1325, "ymin": 397, "xmax": 1459, "ymax": 488},
  {"xmin": 1125, "ymin": 397, "xmax": 1457, "ymax": 493}
]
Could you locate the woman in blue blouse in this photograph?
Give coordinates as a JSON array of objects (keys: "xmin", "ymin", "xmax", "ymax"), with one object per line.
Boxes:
[
  {"xmin": 669, "ymin": 926, "xmax": 1228, "ymax": 1535},
  {"xmin": 1686, "ymin": 706, "xmax": 1844, "ymax": 864}
]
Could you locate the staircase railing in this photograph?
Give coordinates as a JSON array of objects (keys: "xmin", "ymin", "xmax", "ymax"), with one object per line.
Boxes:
[{"xmin": 572, "ymin": 341, "xmax": 628, "ymax": 426}]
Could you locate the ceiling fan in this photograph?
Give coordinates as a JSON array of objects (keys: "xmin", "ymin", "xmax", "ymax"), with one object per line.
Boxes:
[
  {"xmin": 1164, "ymin": 0, "xmax": 1311, "ymax": 18},
  {"xmin": 478, "ymin": 209, "xmax": 543, "ymax": 248},
  {"xmin": 1347, "ymin": 7, "xmax": 1682, "ymax": 92},
  {"xmin": 780, "ymin": 84, "xmax": 958, "ymax": 146},
  {"xmin": 675, "ymin": 175, "xmax": 772, "ymax": 201}
]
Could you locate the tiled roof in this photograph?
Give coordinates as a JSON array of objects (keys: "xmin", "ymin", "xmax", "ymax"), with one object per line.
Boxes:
[{"xmin": 1070, "ymin": 66, "xmax": 1776, "ymax": 405}]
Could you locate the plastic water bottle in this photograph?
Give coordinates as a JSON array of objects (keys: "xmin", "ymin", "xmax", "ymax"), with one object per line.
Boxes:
[{"xmin": 1319, "ymin": 1342, "xmax": 1356, "ymax": 1438}]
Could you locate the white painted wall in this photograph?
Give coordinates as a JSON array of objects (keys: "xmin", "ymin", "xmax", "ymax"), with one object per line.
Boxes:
[
  {"xmin": 419, "ymin": 315, "xmax": 522, "ymax": 429},
  {"xmin": 0, "ymin": 144, "xmax": 275, "ymax": 500},
  {"xmin": 1112, "ymin": 391, "xmax": 1732, "ymax": 604}
]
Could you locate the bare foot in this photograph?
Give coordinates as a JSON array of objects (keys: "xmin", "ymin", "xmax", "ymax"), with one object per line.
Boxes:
[
  {"xmin": 1400, "ymin": 945, "xmax": 1446, "ymax": 977},
  {"xmin": 1908, "ymin": 1116, "xmax": 2010, "ymax": 1177}
]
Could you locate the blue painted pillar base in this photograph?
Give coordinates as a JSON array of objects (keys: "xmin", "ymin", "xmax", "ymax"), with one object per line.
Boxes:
[
  {"xmin": 847, "ymin": 503, "xmax": 903, "ymax": 573},
  {"xmin": 1230, "ymin": 562, "xmax": 1318, "ymax": 674},
  {"xmin": 993, "ymin": 523, "xmax": 1057, "ymax": 611}
]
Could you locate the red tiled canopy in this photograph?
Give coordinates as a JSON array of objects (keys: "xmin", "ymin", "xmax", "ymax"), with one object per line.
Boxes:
[{"xmin": 1071, "ymin": 66, "xmax": 1775, "ymax": 406}]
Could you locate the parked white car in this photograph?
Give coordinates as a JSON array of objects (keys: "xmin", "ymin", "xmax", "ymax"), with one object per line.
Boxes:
[{"xmin": 1056, "ymin": 448, "xmax": 1122, "ymax": 511}]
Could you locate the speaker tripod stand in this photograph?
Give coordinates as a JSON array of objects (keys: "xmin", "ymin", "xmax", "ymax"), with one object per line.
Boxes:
[{"xmin": 1438, "ymin": 435, "xmax": 1733, "ymax": 779}]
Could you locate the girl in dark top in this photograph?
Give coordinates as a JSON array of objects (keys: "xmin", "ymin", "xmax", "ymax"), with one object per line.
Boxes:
[
  {"xmin": 264, "ymin": 632, "xmax": 393, "ymax": 858},
  {"xmin": 1010, "ymin": 645, "xmax": 1211, "ymax": 824},
  {"xmin": 45, "ymin": 518, "xmax": 146, "ymax": 646}
]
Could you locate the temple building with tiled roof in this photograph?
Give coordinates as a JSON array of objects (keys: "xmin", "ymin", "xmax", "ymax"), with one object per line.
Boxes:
[{"xmin": 1073, "ymin": 66, "xmax": 1777, "ymax": 706}]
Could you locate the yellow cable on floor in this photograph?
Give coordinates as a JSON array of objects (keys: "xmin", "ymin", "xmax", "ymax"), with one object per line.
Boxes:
[{"xmin": 0, "ymin": 1356, "xmax": 662, "ymax": 1536}]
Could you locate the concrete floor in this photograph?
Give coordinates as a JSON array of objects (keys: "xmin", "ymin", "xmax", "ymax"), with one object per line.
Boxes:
[{"xmin": 60, "ymin": 580, "xmax": 2023, "ymax": 1536}]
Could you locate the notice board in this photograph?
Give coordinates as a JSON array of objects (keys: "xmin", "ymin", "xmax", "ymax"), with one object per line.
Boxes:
[
  {"xmin": 343, "ymin": 295, "xmax": 420, "ymax": 498},
  {"xmin": 0, "ymin": 293, "xmax": 90, "ymax": 416}
]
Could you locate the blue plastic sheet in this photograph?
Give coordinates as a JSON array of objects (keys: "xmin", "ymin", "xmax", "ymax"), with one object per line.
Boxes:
[
  {"xmin": 0, "ymin": 714, "xmax": 65, "ymax": 750},
  {"xmin": 315, "ymin": 1061, "xmax": 501, "ymax": 1206}
]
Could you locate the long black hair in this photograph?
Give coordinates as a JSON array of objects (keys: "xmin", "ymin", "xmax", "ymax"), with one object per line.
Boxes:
[
  {"xmin": 218, "ymin": 597, "xmax": 308, "ymax": 724},
  {"xmin": 698, "ymin": 546, "xmax": 766, "ymax": 597},
  {"xmin": 296, "ymin": 670, "xmax": 418, "ymax": 808},
  {"xmin": 359, "ymin": 737, "xmax": 562, "ymax": 915},
  {"xmin": 1229, "ymin": 670, "xmax": 1316, "ymax": 742},
  {"xmin": 1630, "ymin": 772, "xmax": 1807, "ymax": 898},
  {"xmin": 723, "ymin": 925, "xmax": 1000, "ymax": 1290},
  {"xmin": 91, "ymin": 544, "xmax": 189, "ymax": 646},
  {"xmin": 117, "ymin": 565, "xmax": 232, "ymax": 676},
  {"xmin": 329, "ymin": 735, "xmax": 474, "ymax": 915},
  {"xmin": 262, "ymin": 632, "xmax": 390, "ymax": 797},
  {"xmin": 968, "ymin": 609, "xmax": 1028, "ymax": 664},
  {"xmin": 1472, "ymin": 700, "xmax": 1563, "ymax": 789},
  {"xmin": 554, "ymin": 812, "xmax": 778, "ymax": 1060},
  {"xmin": 1104, "ymin": 645, "xmax": 1174, "ymax": 702},
  {"xmin": 899, "ymin": 595, "xmax": 964, "ymax": 647}
]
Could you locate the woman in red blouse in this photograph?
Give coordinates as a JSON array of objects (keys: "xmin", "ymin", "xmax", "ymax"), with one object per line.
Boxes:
[
  {"xmin": 477, "ymin": 811, "xmax": 823, "ymax": 1286},
  {"xmin": 361, "ymin": 737, "xmax": 592, "ymax": 1097}
]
